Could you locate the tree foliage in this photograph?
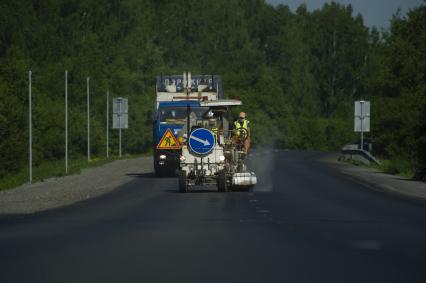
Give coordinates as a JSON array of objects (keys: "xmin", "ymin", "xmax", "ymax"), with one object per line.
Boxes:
[{"xmin": 0, "ymin": 0, "xmax": 425, "ymax": 177}]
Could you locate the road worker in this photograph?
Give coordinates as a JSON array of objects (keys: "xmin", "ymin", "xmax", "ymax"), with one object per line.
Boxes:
[{"xmin": 233, "ymin": 112, "xmax": 250, "ymax": 154}]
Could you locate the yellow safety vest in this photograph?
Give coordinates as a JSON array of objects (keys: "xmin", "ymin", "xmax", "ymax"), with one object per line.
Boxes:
[
  {"xmin": 234, "ymin": 119, "xmax": 249, "ymax": 130},
  {"xmin": 234, "ymin": 120, "xmax": 249, "ymax": 139}
]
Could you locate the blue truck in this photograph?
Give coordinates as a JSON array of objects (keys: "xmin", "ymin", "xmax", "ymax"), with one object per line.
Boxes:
[{"xmin": 153, "ymin": 73, "xmax": 224, "ymax": 176}]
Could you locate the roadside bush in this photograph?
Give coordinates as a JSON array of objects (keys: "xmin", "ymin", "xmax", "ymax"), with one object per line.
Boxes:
[{"xmin": 379, "ymin": 158, "xmax": 414, "ymax": 176}]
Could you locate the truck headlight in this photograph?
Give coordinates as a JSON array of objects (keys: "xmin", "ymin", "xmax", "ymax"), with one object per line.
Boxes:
[
  {"xmin": 219, "ymin": 155, "xmax": 225, "ymax": 162},
  {"xmin": 159, "ymin": 154, "xmax": 166, "ymax": 160},
  {"xmin": 180, "ymin": 155, "xmax": 186, "ymax": 162}
]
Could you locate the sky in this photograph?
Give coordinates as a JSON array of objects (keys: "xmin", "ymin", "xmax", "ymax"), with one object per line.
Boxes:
[{"xmin": 266, "ymin": 0, "xmax": 423, "ymax": 28}]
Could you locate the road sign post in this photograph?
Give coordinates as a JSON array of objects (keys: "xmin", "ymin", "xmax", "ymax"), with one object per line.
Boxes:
[
  {"xmin": 113, "ymin": 97, "xmax": 128, "ymax": 157},
  {"xmin": 106, "ymin": 91, "xmax": 109, "ymax": 158},
  {"xmin": 29, "ymin": 71, "xmax": 32, "ymax": 184},
  {"xmin": 354, "ymin": 100, "xmax": 370, "ymax": 150},
  {"xmin": 119, "ymin": 100, "xmax": 122, "ymax": 157},
  {"xmin": 87, "ymin": 77, "xmax": 90, "ymax": 162},
  {"xmin": 65, "ymin": 70, "xmax": 68, "ymax": 174}
]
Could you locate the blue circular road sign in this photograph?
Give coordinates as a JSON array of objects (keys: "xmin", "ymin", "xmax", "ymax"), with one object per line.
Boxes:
[{"xmin": 188, "ymin": 128, "xmax": 215, "ymax": 155}]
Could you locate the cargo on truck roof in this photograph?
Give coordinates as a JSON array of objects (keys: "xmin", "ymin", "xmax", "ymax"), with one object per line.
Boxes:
[{"xmin": 156, "ymin": 74, "xmax": 224, "ymax": 99}]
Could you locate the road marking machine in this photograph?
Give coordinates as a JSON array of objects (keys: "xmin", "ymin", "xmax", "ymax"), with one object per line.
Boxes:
[{"xmin": 177, "ymin": 94, "xmax": 257, "ymax": 192}]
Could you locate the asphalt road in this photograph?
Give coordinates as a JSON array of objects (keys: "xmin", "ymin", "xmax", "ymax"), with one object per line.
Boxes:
[{"xmin": 1, "ymin": 150, "xmax": 426, "ymax": 283}]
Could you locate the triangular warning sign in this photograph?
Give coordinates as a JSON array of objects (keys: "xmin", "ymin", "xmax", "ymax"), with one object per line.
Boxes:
[{"xmin": 157, "ymin": 128, "xmax": 181, "ymax": 149}]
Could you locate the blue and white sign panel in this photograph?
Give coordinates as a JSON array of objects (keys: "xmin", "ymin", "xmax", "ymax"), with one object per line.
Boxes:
[{"xmin": 189, "ymin": 128, "xmax": 215, "ymax": 155}]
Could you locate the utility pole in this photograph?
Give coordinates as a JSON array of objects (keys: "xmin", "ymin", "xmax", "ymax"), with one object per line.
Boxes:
[
  {"xmin": 87, "ymin": 77, "xmax": 90, "ymax": 162},
  {"xmin": 28, "ymin": 71, "xmax": 32, "ymax": 184},
  {"xmin": 106, "ymin": 91, "xmax": 109, "ymax": 158},
  {"xmin": 360, "ymin": 100, "xmax": 364, "ymax": 151},
  {"xmin": 65, "ymin": 70, "xmax": 68, "ymax": 174},
  {"xmin": 119, "ymin": 98, "xmax": 122, "ymax": 158}
]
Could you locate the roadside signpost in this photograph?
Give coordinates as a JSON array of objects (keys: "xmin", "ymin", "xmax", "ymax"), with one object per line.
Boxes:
[
  {"xmin": 87, "ymin": 77, "xmax": 90, "ymax": 162},
  {"xmin": 113, "ymin": 97, "xmax": 128, "ymax": 157},
  {"xmin": 354, "ymin": 100, "xmax": 370, "ymax": 150},
  {"xmin": 65, "ymin": 71, "xmax": 68, "ymax": 174},
  {"xmin": 106, "ymin": 91, "xmax": 109, "ymax": 158},
  {"xmin": 29, "ymin": 71, "xmax": 32, "ymax": 183}
]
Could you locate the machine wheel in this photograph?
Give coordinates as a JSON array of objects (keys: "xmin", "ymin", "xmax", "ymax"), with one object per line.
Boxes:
[
  {"xmin": 155, "ymin": 167, "xmax": 164, "ymax": 177},
  {"xmin": 155, "ymin": 164, "xmax": 177, "ymax": 177},
  {"xmin": 154, "ymin": 156, "xmax": 161, "ymax": 177},
  {"xmin": 217, "ymin": 170, "xmax": 228, "ymax": 192},
  {"xmin": 178, "ymin": 170, "xmax": 188, "ymax": 193}
]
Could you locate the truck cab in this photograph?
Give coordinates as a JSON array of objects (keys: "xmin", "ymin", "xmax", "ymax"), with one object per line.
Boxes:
[
  {"xmin": 153, "ymin": 101, "xmax": 209, "ymax": 176},
  {"xmin": 153, "ymin": 73, "xmax": 224, "ymax": 176}
]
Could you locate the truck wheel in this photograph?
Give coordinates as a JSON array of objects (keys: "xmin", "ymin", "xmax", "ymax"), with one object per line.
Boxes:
[
  {"xmin": 155, "ymin": 166, "xmax": 166, "ymax": 177},
  {"xmin": 217, "ymin": 170, "xmax": 228, "ymax": 192},
  {"xmin": 155, "ymin": 167, "xmax": 162, "ymax": 177},
  {"xmin": 154, "ymin": 159, "xmax": 164, "ymax": 177},
  {"xmin": 178, "ymin": 170, "xmax": 188, "ymax": 193}
]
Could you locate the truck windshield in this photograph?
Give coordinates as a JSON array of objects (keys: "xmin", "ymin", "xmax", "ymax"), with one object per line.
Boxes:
[{"xmin": 159, "ymin": 107, "xmax": 209, "ymax": 124}]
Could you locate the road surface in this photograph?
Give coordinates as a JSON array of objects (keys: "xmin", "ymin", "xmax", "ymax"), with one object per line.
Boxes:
[{"xmin": 1, "ymin": 150, "xmax": 426, "ymax": 283}]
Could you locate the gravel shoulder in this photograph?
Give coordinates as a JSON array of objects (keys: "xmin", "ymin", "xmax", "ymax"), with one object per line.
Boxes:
[
  {"xmin": 320, "ymin": 153, "xmax": 426, "ymax": 201},
  {"xmin": 0, "ymin": 156, "xmax": 153, "ymax": 215}
]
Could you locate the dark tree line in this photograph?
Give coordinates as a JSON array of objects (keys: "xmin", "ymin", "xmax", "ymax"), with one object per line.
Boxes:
[{"xmin": 0, "ymin": 0, "xmax": 425, "ymax": 177}]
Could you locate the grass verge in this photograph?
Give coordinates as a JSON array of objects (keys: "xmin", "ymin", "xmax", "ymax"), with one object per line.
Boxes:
[
  {"xmin": 0, "ymin": 153, "xmax": 148, "ymax": 192},
  {"xmin": 338, "ymin": 155, "xmax": 415, "ymax": 179},
  {"xmin": 375, "ymin": 159, "xmax": 415, "ymax": 178}
]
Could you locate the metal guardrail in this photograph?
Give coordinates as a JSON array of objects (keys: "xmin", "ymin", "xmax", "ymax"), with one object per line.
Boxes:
[{"xmin": 341, "ymin": 144, "xmax": 381, "ymax": 165}]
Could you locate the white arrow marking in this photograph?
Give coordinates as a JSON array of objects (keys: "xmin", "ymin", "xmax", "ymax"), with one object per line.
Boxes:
[{"xmin": 190, "ymin": 135, "xmax": 211, "ymax": 146}]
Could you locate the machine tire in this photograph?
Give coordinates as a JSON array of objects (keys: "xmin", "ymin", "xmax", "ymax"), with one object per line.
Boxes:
[
  {"xmin": 217, "ymin": 170, "xmax": 228, "ymax": 192},
  {"xmin": 178, "ymin": 170, "xmax": 188, "ymax": 193},
  {"xmin": 155, "ymin": 164, "xmax": 176, "ymax": 177},
  {"xmin": 154, "ymin": 155, "xmax": 161, "ymax": 177},
  {"xmin": 154, "ymin": 154, "xmax": 165, "ymax": 177},
  {"xmin": 155, "ymin": 167, "xmax": 163, "ymax": 177}
]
